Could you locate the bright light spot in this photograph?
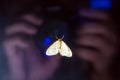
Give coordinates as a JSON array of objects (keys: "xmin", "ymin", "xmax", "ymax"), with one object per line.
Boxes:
[
  {"xmin": 90, "ymin": 0, "xmax": 112, "ymax": 10},
  {"xmin": 43, "ymin": 37, "xmax": 52, "ymax": 46}
]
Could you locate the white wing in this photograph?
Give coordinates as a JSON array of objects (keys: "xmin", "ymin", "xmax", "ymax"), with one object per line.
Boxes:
[
  {"xmin": 59, "ymin": 41, "xmax": 72, "ymax": 57},
  {"xmin": 46, "ymin": 40, "xmax": 60, "ymax": 56}
]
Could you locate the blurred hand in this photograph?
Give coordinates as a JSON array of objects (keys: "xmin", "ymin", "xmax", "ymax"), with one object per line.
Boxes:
[
  {"xmin": 3, "ymin": 14, "xmax": 61, "ymax": 80},
  {"xmin": 74, "ymin": 9, "xmax": 117, "ymax": 80}
]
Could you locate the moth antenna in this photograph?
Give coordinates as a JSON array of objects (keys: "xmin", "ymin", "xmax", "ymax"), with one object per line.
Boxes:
[
  {"xmin": 55, "ymin": 35, "xmax": 64, "ymax": 39},
  {"xmin": 61, "ymin": 35, "xmax": 64, "ymax": 39},
  {"xmin": 55, "ymin": 35, "xmax": 59, "ymax": 39}
]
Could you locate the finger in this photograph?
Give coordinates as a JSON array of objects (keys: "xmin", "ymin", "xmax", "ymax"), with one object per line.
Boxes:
[
  {"xmin": 79, "ymin": 9, "xmax": 109, "ymax": 21},
  {"xmin": 5, "ymin": 23, "xmax": 37, "ymax": 35},
  {"xmin": 21, "ymin": 14, "xmax": 43, "ymax": 26},
  {"xmin": 3, "ymin": 38, "xmax": 28, "ymax": 80},
  {"xmin": 3, "ymin": 37, "xmax": 33, "ymax": 57},
  {"xmin": 75, "ymin": 23, "xmax": 117, "ymax": 61},
  {"xmin": 76, "ymin": 23, "xmax": 116, "ymax": 44},
  {"xmin": 75, "ymin": 34, "xmax": 116, "ymax": 56}
]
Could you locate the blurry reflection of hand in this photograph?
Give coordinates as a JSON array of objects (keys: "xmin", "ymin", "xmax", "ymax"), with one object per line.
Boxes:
[
  {"xmin": 75, "ymin": 9, "xmax": 117, "ymax": 80},
  {"xmin": 3, "ymin": 14, "xmax": 61, "ymax": 80}
]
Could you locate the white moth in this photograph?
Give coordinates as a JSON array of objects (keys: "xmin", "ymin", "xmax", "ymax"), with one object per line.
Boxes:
[{"xmin": 46, "ymin": 39, "xmax": 72, "ymax": 57}]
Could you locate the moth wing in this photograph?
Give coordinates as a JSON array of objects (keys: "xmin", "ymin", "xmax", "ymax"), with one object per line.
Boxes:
[
  {"xmin": 46, "ymin": 40, "xmax": 60, "ymax": 56},
  {"xmin": 59, "ymin": 41, "xmax": 72, "ymax": 57}
]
